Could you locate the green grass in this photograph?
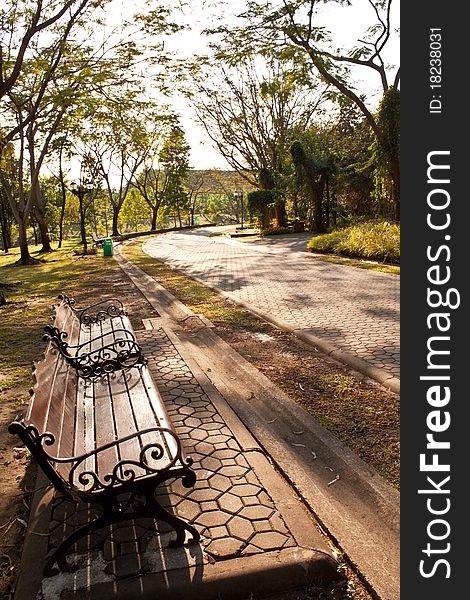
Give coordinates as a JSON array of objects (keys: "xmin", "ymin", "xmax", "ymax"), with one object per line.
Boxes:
[
  {"xmin": 302, "ymin": 372, "xmax": 399, "ymax": 487},
  {"xmin": 0, "ymin": 241, "xmax": 120, "ymax": 396},
  {"xmin": 308, "ymin": 254, "xmax": 400, "ymax": 275},
  {"xmin": 307, "ymin": 221, "xmax": 400, "ymax": 264}
]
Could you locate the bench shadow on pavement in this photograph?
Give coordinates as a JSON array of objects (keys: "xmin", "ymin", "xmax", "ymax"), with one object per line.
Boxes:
[{"xmin": 40, "ymin": 484, "xmax": 205, "ymax": 599}]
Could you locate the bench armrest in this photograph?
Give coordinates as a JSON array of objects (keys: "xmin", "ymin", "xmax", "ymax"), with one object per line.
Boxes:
[
  {"xmin": 58, "ymin": 294, "xmax": 127, "ymax": 325},
  {"xmin": 9, "ymin": 422, "xmax": 193, "ymax": 496},
  {"xmin": 44, "ymin": 325, "xmax": 146, "ymax": 378},
  {"xmin": 57, "ymin": 327, "xmax": 138, "ymax": 351}
]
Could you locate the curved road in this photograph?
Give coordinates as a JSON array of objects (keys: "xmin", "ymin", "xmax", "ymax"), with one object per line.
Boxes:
[{"xmin": 142, "ymin": 228, "xmax": 400, "ymax": 390}]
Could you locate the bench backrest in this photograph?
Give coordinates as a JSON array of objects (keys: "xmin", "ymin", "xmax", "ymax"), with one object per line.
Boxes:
[{"xmin": 45, "ymin": 298, "xmax": 144, "ymax": 379}]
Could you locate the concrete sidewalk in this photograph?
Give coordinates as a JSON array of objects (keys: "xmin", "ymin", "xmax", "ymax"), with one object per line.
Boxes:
[{"xmin": 13, "ymin": 243, "xmax": 399, "ymax": 600}]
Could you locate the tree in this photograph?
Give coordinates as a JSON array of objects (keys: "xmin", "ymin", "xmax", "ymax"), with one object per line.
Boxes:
[
  {"xmin": 187, "ymin": 169, "xmax": 255, "ymax": 225},
  {"xmin": 0, "ymin": 0, "xmax": 171, "ymax": 261},
  {"xmin": 132, "ymin": 166, "xmax": 165, "ymax": 231},
  {"xmin": 189, "ymin": 56, "xmax": 327, "ymax": 185},
  {"xmin": 158, "ymin": 125, "xmax": 190, "ymax": 228},
  {"xmin": 370, "ymin": 87, "xmax": 399, "ymax": 217},
  {"xmin": 0, "ymin": 0, "xmax": 99, "ymax": 102},
  {"xmin": 70, "ymin": 155, "xmax": 101, "ymax": 252},
  {"xmin": 291, "ymin": 141, "xmax": 333, "ymax": 232},
  {"xmin": 80, "ymin": 99, "xmax": 173, "ymax": 236},
  {"xmin": 0, "ymin": 188, "xmax": 14, "ymax": 252},
  {"xmin": 0, "ymin": 140, "xmax": 16, "ymax": 251},
  {"xmin": 131, "ymin": 117, "xmax": 178, "ymax": 231},
  {"xmin": 186, "ymin": 171, "xmax": 205, "ymax": 226},
  {"xmin": 187, "ymin": 55, "xmax": 327, "ymax": 227},
  {"xmin": 325, "ymin": 102, "xmax": 375, "ymax": 218},
  {"xmin": 209, "ymin": 0, "xmax": 400, "ymax": 219},
  {"xmin": 49, "ymin": 134, "xmax": 73, "ymax": 247},
  {"xmin": 119, "ymin": 187, "xmax": 151, "ymax": 232},
  {"xmin": 0, "ymin": 0, "xmax": 114, "ymax": 263}
]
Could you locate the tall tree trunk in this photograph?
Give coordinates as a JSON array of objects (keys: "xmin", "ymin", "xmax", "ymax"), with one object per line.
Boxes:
[
  {"xmin": 176, "ymin": 202, "xmax": 182, "ymax": 228},
  {"xmin": 78, "ymin": 194, "xmax": 88, "ymax": 252},
  {"xmin": 325, "ymin": 176, "xmax": 330, "ymax": 230},
  {"xmin": 28, "ymin": 126, "xmax": 52, "ymax": 252},
  {"xmin": 57, "ymin": 145, "xmax": 66, "ymax": 248},
  {"xmin": 32, "ymin": 220, "xmax": 38, "ymax": 245},
  {"xmin": 112, "ymin": 207, "xmax": 120, "ymax": 237},
  {"xmin": 34, "ymin": 203, "xmax": 53, "ymax": 252},
  {"xmin": 390, "ymin": 156, "xmax": 400, "ymax": 221},
  {"xmin": 58, "ymin": 175, "xmax": 67, "ymax": 248},
  {"xmin": 309, "ymin": 175, "xmax": 326, "ymax": 233},
  {"xmin": 151, "ymin": 206, "xmax": 158, "ymax": 230},
  {"xmin": 0, "ymin": 195, "xmax": 10, "ymax": 252},
  {"xmin": 293, "ymin": 193, "xmax": 299, "ymax": 219},
  {"xmin": 17, "ymin": 214, "xmax": 37, "ymax": 264},
  {"xmin": 273, "ymin": 203, "xmax": 287, "ymax": 228}
]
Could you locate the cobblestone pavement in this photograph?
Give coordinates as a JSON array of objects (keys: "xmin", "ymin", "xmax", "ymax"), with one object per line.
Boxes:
[
  {"xmin": 38, "ymin": 325, "xmax": 332, "ymax": 599},
  {"xmin": 143, "ymin": 230, "xmax": 400, "ymax": 381}
]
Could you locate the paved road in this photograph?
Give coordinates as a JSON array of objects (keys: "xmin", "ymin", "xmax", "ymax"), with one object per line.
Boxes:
[{"xmin": 142, "ymin": 228, "xmax": 400, "ymax": 385}]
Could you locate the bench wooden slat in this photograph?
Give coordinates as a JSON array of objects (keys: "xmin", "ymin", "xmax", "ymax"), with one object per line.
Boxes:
[
  {"xmin": 92, "ymin": 375, "xmax": 122, "ymax": 489},
  {"xmin": 139, "ymin": 367, "xmax": 179, "ymax": 461},
  {"xmin": 105, "ymin": 370, "xmax": 147, "ymax": 481},
  {"xmin": 120, "ymin": 367, "xmax": 175, "ymax": 470},
  {"xmin": 78, "ymin": 379, "xmax": 97, "ymax": 485}
]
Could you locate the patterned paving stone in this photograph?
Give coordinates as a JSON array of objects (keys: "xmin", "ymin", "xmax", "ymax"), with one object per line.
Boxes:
[{"xmin": 44, "ymin": 325, "xmax": 298, "ymax": 590}]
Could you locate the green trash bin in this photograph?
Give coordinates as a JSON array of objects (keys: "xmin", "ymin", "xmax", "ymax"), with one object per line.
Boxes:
[{"xmin": 102, "ymin": 237, "xmax": 113, "ymax": 257}]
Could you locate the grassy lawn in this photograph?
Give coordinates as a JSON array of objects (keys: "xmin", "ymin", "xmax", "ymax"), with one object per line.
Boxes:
[
  {"xmin": 0, "ymin": 242, "xmax": 119, "ymax": 397},
  {"xmin": 307, "ymin": 253, "xmax": 400, "ymax": 275}
]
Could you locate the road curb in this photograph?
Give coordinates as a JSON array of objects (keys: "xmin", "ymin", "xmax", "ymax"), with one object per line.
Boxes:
[{"xmin": 49, "ymin": 548, "xmax": 339, "ymax": 600}]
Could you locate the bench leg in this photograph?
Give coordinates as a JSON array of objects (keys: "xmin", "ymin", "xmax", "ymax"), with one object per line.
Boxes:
[
  {"xmin": 44, "ymin": 509, "xmax": 113, "ymax": 576},
  {"xmin": 44, "ymin": 493, "xmax": 200, "ymax": 576},
  {"xmin": 146, "ymin": 493, "xmax": 201, "ymax": 548}
]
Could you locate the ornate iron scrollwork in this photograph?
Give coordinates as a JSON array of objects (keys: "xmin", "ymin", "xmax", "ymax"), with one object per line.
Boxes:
[
  {"xmin": 65, "ymin": 426, "xmax": 194, "ymax": 493},
  {"xmin": 43, "ymin": 325, "xmax": 146, "ymax": 379},
  {"xmin": 58, "ymin": 293, "xmax": 127, "ymax": 325},
  {"xmin": 9, "ymin": 422, "xmax": 194, "ymax": 495}
]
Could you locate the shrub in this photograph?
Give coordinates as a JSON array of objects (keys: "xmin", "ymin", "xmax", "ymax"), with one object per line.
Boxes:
[
  {"xmin": 307, "ymin": 220, "xmax": 400, "ymax": 263},
  {"xmin": 260, "ymin": 226, "xmax": 292, "ymax": 237}
]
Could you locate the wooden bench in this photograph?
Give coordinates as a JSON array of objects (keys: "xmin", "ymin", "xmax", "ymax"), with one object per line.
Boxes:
[
  {"xmin": 9, "ymin": 294, "xmax": 200, "ymax": 576},
  {"xmin": 91, "ymin": 233, "xmax": 105, "ymax": 247}
]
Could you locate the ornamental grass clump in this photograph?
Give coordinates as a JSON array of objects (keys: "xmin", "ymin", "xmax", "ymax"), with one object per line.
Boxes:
[{"xmin": 307, "ymin": 221, "xmax": 400, "ymax": 263}]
